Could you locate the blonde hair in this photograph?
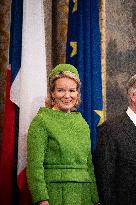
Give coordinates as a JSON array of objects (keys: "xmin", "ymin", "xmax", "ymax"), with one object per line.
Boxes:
[{"xmin": 45, "ymin": 71, "xmax": 81, "ymax": 111}]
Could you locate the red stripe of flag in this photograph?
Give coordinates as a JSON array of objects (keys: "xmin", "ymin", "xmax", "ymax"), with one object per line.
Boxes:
[
  {"xmin": 0, "ymin": 67, "xmax": 15, "ymax": 205},
  {"xmin": 18, "ymin": 168, "xmax": 32, "ymax": 205}
]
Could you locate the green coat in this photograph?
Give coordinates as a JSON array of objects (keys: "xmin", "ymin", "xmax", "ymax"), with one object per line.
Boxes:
[{"xmin": 27, "ymin": 108, "xmax": 98, "ymax": 204}]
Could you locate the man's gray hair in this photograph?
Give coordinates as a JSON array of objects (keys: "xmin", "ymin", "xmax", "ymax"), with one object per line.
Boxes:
[{"xmin": 127, "ymin": 74, "xmax": 136, "ymax": 94}]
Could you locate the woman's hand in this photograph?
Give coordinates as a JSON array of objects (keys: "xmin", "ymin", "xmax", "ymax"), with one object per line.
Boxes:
[{"xmin": 39, "ymin": 200, "xmax": 49, "ymax": 205}]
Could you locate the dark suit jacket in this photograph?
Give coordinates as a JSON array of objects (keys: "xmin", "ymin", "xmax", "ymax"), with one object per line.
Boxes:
[{"xmin": 94, "ymin": 112, "xmax": 136, "ymax": 205}]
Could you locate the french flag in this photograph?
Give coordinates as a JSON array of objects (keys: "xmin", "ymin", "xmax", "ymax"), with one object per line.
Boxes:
[{"xmin": 0, "ymin": 0, "xmax": 47, "ymax": 204}]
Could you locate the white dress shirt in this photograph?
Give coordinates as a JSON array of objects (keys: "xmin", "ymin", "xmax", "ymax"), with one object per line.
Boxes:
[{"xmin": 126, "ymin": 107, "xmax": 136, "ymax": 126}]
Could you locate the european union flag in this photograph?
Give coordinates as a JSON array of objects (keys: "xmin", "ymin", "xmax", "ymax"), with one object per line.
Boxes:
[{"xmin": 66, "ymin": 0, "xmax": 104, "ymax": 151}]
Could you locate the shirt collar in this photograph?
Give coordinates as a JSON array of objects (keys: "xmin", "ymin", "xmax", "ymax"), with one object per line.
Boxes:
[{"xmin": 126, "ymin": 107, "xmax": 136, "ymax": 126}]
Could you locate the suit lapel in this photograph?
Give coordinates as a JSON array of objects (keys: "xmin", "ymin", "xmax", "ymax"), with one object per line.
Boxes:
[{"xmin": 122, "ymin": 113, "xmax": 136, "ymax": 140}]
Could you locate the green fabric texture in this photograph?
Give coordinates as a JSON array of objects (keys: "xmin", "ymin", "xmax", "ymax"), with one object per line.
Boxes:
[
  {"xmin": 26, "ymin": 108, "xmax": 99, "ymax": 204},
  {"xmin": 49, "ymin": 64, "xmax": 79, "ymax": 79},
  {"xmin": 46, "ymin": 182, "xmax": 95, "ymax": 205}
]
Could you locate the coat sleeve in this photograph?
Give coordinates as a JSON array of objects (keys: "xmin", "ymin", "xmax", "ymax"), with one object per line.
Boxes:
[
  {"xmin": 26, "ymin": 115, "xmax": 49, "ymax": 204},
  {"xmin": 94, "ymin": 124, "xmax": 117, "ymax": 205}
]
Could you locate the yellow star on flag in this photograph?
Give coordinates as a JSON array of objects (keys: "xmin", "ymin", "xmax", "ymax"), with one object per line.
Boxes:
[
  {"xmin": 70, "ymin": 41, "xmax": 77, "ymax": 57},
  {"xmin": 72, "ymin": 0, "xmax": 77, "ymax": 13},
  {"xmin": 94, "ymin": 110, "xmax": 105, "ymax": 126}
]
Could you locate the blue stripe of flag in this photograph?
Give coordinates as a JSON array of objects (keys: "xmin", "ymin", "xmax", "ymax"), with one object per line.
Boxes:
[{"xmin": 9, "ymin": 0, "xmax": 23, "ymax": 83}]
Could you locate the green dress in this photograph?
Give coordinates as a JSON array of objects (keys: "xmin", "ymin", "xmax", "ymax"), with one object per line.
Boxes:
[{"xmin": 26, "ymin": 108, "xmax": 99, "ymax": 204}]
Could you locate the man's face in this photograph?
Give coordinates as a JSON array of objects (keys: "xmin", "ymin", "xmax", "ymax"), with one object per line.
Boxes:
[
  {"xmin": 132, "ymin": 91, "xmax": 136, "ymax": 106},
  {"xmin": 129, "ymin": 90, "xmax": 136, "ymax": 112}
]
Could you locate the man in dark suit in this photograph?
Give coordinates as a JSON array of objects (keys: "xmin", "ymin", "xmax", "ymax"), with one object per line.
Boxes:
[{"xmin": 94, "ymin": 75, "xmax": 136, "ymax": 205}]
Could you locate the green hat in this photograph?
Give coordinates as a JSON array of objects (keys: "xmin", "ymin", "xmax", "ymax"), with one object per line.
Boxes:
[{"xmin": 49, "ymin": 64, "xmax": 79, "ymax": 79}]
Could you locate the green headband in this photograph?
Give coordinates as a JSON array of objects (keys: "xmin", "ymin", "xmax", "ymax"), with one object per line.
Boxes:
[{"xmin": 49, "ymin": 64, "xmax": 79, "ymax": 79}]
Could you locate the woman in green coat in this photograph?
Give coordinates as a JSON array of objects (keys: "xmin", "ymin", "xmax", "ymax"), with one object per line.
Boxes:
[{"xmin": 27, "ymin": 64, "xmax": 99, "ymax": 205}]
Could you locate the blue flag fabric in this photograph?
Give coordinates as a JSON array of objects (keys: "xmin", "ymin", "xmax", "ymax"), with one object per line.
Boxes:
[
  {"xmin": 9, "ymin": 0, "xmax": 23, "ymax": 83},
  {"xmin": 66, "ymin": 0, "xmax": 103, "ymax": 151}
]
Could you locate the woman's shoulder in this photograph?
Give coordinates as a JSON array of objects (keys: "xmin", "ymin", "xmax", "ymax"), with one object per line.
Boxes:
[
  {"xmin": 38, "ymin": 107, "xmax": 48, "ymax": 113},
  {"xmin": 30, "ymin": 107, "xmax": 48, "ymax": 123}
]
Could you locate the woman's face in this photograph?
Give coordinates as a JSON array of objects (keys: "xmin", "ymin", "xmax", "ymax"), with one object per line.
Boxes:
[{"xmin": 52, "ymin": 77, "xmax": 78, "ymax": 112}]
